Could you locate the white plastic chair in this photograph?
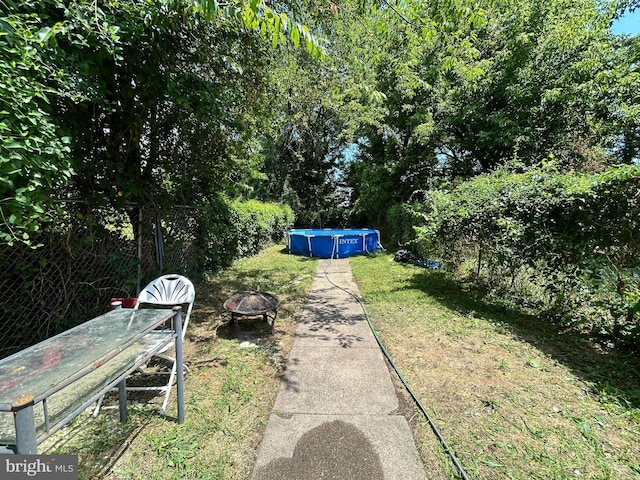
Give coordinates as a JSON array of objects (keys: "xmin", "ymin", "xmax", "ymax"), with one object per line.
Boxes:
[{"xmin": 93, "ymin": 274, "xmax": 195, "ymax": 416}]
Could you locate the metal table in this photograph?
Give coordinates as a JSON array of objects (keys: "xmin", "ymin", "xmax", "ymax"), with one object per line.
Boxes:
[{"xmin": 0, "ymin": 306, "xmax": 185, "ymax": 454}]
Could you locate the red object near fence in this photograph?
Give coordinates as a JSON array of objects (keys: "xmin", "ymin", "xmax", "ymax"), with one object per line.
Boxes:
[{"xmin": 109, "ymin": 297, "xmax": 137, "ymax": 309}]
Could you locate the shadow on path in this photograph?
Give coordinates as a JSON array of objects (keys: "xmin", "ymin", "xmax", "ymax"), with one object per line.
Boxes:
[{"xmin": 252, "ymin": 420, "xmax": 384, "ymax": 480}]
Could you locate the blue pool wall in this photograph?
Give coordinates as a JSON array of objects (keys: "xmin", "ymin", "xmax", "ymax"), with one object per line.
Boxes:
[{"xmin": 286, "ymin": 228, "xmax": 383, "ymax": 258}]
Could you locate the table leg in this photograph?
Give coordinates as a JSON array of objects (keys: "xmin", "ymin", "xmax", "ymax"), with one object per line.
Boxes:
[
  {"xmin": 118, "ymin": 379, "xmax": 128, "ymax": 422},
  {"xmin": 173, "ymin": 306, "xmax": 185, "ymax": 423},
  {"xmin": 13, "ymin": 396, "xmax": 37, "ymax": 454}
]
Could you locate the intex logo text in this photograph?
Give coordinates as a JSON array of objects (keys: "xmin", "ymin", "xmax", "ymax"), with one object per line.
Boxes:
[{"xmin": 338, "ymin": 238, "xmax": 359, "ymax": 245}]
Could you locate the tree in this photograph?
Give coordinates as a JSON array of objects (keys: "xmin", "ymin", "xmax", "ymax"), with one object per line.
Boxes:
[
  {"xmin": 1, "ymin": 0, "xmax": 87, "ymax": 245},
  {"xmin": 436, "ymin": 0, "xmax": 625, "ymax": 172},
  {"xmin": 341, "ymin": 0, "xmax": 489, "ymax": 224},
  {"xmin": 250, "ymin": 0, "xmax": 387, "ymax": 227},
  {"xmin": 602, "ymin": 34, "xmax": 640, "ymax": 164},
  {"xmin": 345, "ymin": 0, "xmax": 638, "ymax": 227},
  {"xmin": 1, "ymin": 0, "xmax": 326, "ymax": 246},
  {"xmin": 57, "ymin": 6, "xmax": 273, "ymax": 208}
]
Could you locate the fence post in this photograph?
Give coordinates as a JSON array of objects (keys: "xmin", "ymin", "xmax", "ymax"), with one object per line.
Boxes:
[{"xmin": 137, "ymin": 207, "xmax": 143, "ymax": 296}]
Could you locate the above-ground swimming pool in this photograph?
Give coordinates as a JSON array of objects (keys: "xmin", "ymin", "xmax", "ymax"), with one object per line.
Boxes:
[{"xmin": 286, "ymin": 228, "xmax": 383, "ymax": 259}]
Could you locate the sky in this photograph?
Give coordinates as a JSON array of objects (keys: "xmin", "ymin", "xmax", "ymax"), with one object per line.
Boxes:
[{"xmin": 611, "ymin": 10, "xmax": 640, "ymax": 35}]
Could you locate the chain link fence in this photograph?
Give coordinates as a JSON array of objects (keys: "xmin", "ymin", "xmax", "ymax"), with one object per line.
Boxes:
[{"xmin": 0, "ymin": 203, "xmax": 200, "ymax": 359}]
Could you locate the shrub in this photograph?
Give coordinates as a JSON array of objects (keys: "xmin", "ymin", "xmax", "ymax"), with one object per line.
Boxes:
[
  {"xmin": 198, "ymin": 196, "xmax": 294, "ymax": 272},
  {"xmin": 414, "ymin": 162, "xmax": 640, "ymax": 351},
  {"xmin": 385, "ymin": 202, "xmax": 426, "ymax": 246}
]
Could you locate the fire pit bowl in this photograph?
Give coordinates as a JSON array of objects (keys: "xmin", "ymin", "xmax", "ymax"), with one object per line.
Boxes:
[{"xmin": 223, "ymin": 291, "xmax": 279, "ymax": 334}]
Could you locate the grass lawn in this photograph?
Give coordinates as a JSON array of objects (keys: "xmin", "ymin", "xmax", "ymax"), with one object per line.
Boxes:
[
  {"xmin": 350, "ymin": 253, "xmax": 640, "ymax": 480},
  {"xmin": 40, "ymin": 246, "xmax": 639, "ymax": 479}
]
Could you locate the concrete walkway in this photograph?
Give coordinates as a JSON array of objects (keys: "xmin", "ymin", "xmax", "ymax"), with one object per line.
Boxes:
[{"xmin": 252, "ymin": 259, "xmax": 426, "ymax": 480}]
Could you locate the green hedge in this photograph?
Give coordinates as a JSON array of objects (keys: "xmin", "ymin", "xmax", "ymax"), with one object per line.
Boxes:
[
  {"xmin": 385, "ymin": 202, "xmax": 426, "ymax": 246},
  {"xmin": 197, "ymin": 196, "xmax": 294, "ymax": 272},
  {"xmin": 414, "ymin": 162, "xmax": 640, "ymax": 351}
]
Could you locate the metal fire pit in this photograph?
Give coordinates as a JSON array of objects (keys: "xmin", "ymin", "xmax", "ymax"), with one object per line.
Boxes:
[{"xmin": 223, "ymin": 291, "xmax": 279, "ymax": 334}]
